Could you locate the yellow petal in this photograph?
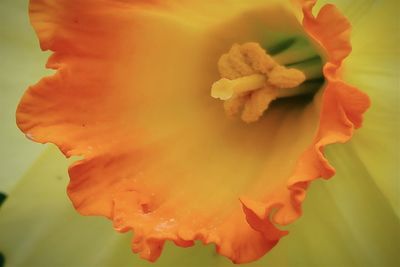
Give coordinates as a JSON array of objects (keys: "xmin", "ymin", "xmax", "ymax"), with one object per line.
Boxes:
[
  {"xmin": 319, "ymin": 0, "xmax": 400, "ymax": 217},
  {"xmin": 0, "ymin": 0, "xmax": 48, "ymax": 192}
]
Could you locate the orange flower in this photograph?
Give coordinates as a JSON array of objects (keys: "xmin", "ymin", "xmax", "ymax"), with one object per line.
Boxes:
[{"xmin": 17, "ymin": 0, "xmax": 370, "ymax": 264}]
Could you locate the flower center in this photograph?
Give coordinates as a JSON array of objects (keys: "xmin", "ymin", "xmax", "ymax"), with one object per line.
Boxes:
[{"xmin": 210, "ymin": 42, "xmax": 311, "ymax": 123}]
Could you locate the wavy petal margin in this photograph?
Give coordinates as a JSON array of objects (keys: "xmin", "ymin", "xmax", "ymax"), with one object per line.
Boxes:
[
  {"xmin": 16, "ymin": 0, "xmax": 370, "ymax": 264},
  {"xmin": 240, "ymin": 0, "xmax": 370, "ymax": 238}
]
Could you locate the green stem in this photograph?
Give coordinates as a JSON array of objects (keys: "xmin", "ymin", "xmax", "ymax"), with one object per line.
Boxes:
[
  {"xmin": 290, "ymin": 57, "xmax": 323, "ymax": 80},
  {"xmin": 273, "ymin": 38, "xmax": 319, "ymax": 66},
  {"xmin": 277, "ymin": 79, "xmax": 324, "ymax": 99}
]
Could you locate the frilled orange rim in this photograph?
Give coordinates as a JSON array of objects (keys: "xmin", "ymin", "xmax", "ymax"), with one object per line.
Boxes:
[{"xmin": 17, "ymin": 0, "xmax": 370, "ymax": 264}]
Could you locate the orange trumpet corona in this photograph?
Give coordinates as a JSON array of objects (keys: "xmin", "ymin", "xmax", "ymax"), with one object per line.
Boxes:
[{"xmin": 17, "ymin": 0, "xmax": 370, "ymax": 264}]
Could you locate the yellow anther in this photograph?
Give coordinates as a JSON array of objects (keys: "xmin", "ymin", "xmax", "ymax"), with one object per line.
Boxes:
[
  {"xmin": 211, "ymin": 42, "xmax": 307, "ymax": 123},
  {"xmin": 268, "ymin": 65, "xmax": 306, "ymax": 89},
  {"xmin": 240, "ymin": 42, "xmax": 276, "ymax": 74},
  {"xmin": 241, "ymin": 86, "xmax": 277, "ymax": 123},
  {"xmin": 218, "ymin": 54, "xmax": 242, "ymax": 79},
  {"xmin": 211, "ymin": 74, "xmax": 266, "ymax": 100},
  {"xmin": 227, "ymin": 44, "xmax": 255, "ymax": 77},
  {"xmin": 223, "ymin": 93, "xmax": 248, "ymax": 117}
]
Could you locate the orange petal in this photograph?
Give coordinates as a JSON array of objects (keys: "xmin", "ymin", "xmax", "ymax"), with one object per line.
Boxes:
[
  {"xmin": 17, "ymin": 0, "xmax": 370, "ymax": 264},
  {"xmin": 241, "ymin": 2, "xmax": 371, "ymax": 228},
  {"xmin": 302, "ymin": 2, "xmax": 352, "ymax": 65}
]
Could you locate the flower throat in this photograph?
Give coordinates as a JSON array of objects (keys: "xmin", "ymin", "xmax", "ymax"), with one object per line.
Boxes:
[{"xmin": 211, "ymin": 42, "xmax": 321, "ymax": 123}]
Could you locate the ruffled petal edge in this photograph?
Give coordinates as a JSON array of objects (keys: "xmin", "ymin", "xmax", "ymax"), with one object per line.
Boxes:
[
  {"xmin": 17, "ymin": 0, "xmax": 371, "ymax": 264},
  {"xmin": 241, "ymin": 0, "xmax": 371, "ymax": 233}
]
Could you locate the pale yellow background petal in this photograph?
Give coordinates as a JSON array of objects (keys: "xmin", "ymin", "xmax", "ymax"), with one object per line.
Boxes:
[
  {"xmin": 0, "ymin": 0, "xmax": 49, "ymax": 192},
  {"xmin": 1, "ymin": 0, "xmax": 399, "ymax": 266},
  {"xmin": 318, "ymin": 0, "xmax": 400, "ymax": 216}
]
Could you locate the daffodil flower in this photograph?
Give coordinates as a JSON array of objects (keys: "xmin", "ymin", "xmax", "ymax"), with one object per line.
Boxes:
[
  {"xmin": 0, "ymin": 0, "xmax": 399, "ymax": 266},
  {"xmin": 11, "ymin": 0, "xmax": 372, "ymax": 263}
]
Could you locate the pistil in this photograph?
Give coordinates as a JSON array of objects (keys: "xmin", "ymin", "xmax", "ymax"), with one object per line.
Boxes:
[{"xmin": 211, "ymin": 74, "xmax": 266, "ymax": 100}]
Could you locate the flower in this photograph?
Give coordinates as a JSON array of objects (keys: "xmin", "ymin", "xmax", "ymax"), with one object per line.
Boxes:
[
  {"xmin": 11, "ymin": 0, "xmax": 376, "ymax": 264},
  {"xmin": 5, "ymin": 0, "xmax": 400, "ymax": 266},
  {"xmin": 0, "ymin": 1, "xmax": 399, "ymax": 266}
]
